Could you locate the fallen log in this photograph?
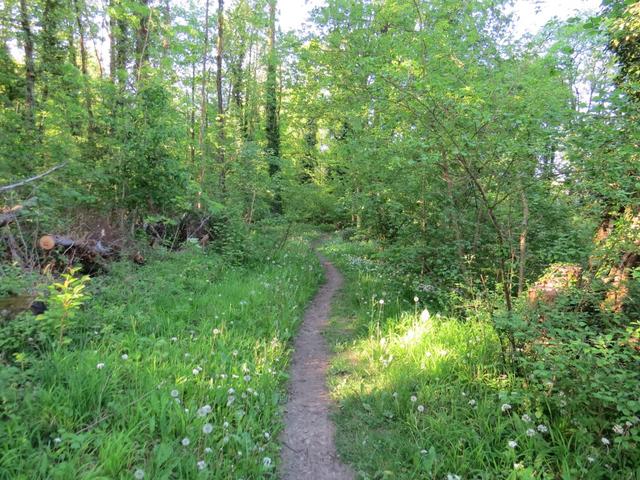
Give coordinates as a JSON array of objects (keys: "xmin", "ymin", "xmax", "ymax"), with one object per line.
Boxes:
[{"xmin": 39, "ymin": 235, "xmax": 113, "ymax": 256}]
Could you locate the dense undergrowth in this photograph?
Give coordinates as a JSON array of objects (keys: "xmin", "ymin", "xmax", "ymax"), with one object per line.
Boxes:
[
  {"xmin": 0, "ymin": 230, "xmax": 323, "ymax": 479},
  {"xmin": 323, "ymin": 237, "xmax": 639, "ymax": 480}
]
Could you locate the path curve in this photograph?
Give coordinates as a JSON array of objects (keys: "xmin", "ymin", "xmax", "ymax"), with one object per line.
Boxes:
[{"xmin": 280, "ymin": 249, "xmax": 354, "ymax": 480}]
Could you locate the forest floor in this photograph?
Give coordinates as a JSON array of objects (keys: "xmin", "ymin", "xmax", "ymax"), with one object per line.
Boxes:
[{"xmin": 280, "ymin": 247, "xmax": 354, "ymax": 480}]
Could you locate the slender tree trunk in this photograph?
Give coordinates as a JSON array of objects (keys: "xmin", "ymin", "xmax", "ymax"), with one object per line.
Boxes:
[
  {"xmin": 266, "ymin": 0, "xmax": 281, "ymax": 213},
  {"xmin": 265, "ymin": 0, "xmax": 280, "ymax": 164},
  {"xmin": 109, "ymin": 0, "xmax": 116, "ymax": 83},
  {"xmin": 190, "ymin": 62, "xmax": 196, "ymax": 166},
  {"xmin": 518, "ymin": 188, "xmax": 529, "ymax": 297},
  {"xmin": 134, "ymin": 0, "xmax": 151, "ymax": 85},
  {"xmin": 73, "ymin": 0, "xmax": 95, "ymax": 134},
  {"xmin": 216, "ymin": 0, "xmax": 226, "ymax": 194},
  {"xmin": 19, "ymin": 0, "xmax": 36, "ymax": 127},
  {"xmin": 197, "ymin": 0, "xmax": 211, "ymax": 204}
]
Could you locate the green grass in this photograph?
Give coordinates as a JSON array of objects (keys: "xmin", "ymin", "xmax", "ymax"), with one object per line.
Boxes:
[
  {"xmin": 0, "ymin": 237, "xmax": 323, "ymax": 479},
  {"xmin": 322, "ymin": 237, "xmax": 637, "ymax": 480}
]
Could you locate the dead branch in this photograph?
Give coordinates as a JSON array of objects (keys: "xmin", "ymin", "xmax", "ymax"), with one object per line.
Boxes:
[{"xmin": 0, "ymin": 164, "xmax": 66, "ymax": 193}]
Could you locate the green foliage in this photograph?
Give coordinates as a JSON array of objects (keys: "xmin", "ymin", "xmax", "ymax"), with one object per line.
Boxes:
[
  {"xmin": 39, "ymin": 267, "xmax": 90, "ymax": 347},
  {"xmin": 324, "ymin": 237, "xmax": 640, "ymax": 479}
]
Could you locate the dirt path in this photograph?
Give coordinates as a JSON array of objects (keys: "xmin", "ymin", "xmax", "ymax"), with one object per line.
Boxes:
[{"xmin": 280, "ymin": 250, "xmax": 354, "ymax": 480}]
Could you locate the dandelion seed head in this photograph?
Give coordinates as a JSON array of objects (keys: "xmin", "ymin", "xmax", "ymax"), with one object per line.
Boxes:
[
  {"xmin": 508, "ymin": 440, "xmax": 518, "ymax": 449},
  {"xmin": 410, "ymin": 395, "xmax": 417, "ymax": 403},
  {"xmin": 537, "ymin": 424, "xmax": 548, "ymax": 433},
  {"xmin": 521, "ymin": 414, "xmax": 532, "ymax": 423},
  {"xmin": 121, "ymin": 354, "xmax": 129, "ymax": 360},
  {"xmin": 417, "ymin": 405, "xmax": 425, "ymax": 413},
  {"xmin": 134, "ymin": 469, "xmax": 145, "ymax": 479},
  {"xmin": 601, "ymin": 437, "xmax": 610, "ymax": 446},
  {"xmin": 262, "ymin": 457, "xmax": 272, "ymax": 467},
  {"xmin": 197, "ymin": 460, "xmax": 206, "ymax": 470},
  {"xmin": 181, "ymin": 437, "xmax": 190, "ymax": 446},
  {"xmin": 501, "ymin": 403, "xmax": 512, "ymax": 413},
  {"xmin": 526, "ymin": 428, "xmax": 536, "ymax": 437},
  {"xmin": 96, "ymin": 362, "xmax": 105, "ymax": 370},
  {"xmin": 203, "ymin": 423, "xmax": 213, "ymax": 434},
  {"xmin": 170, "ymin": 389, "xmax": 179, "ymax": 398}
]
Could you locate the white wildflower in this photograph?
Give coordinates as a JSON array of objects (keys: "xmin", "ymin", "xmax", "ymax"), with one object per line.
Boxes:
[
  {"xmin": 203, "ymin": 423, "xmax": 213, "ymax": 434},
  {"xmin": 96, "ymin": 363, "xmax": 105, "ymax": 370},
  {"xmin": 262, "ymin": 457, "xmax": 272, "ymax": 467},
  {"xmin": 264, "ymin": 432, "xmax": 270, "ymax": 440},
  {"xmin": 501, "ymin": 403, "xmax": 512, "ymax": 413},
  {"xmin": 537, "ymin": 424, "xmax": 548, "ymax": 433},
  {"xmin": 601, "ymin": 437, "xmax": 610, "ymax": 446},
  {"xmin": 447, "ymin": 475, "xmax": 461, "ymax": 480},
  {"xmin": 417, "ymin": 405, "xmax": 425, "ymax": 413},
  {"xmin": 228, "ymin": 388, "xmax": 235, "ymax": 395},
  {"xmin": 170, "ymin": 389, "xmax": 179, "ymax": 398},
  {"xmin": 410, "ymin": 395, "xmax": 417, "ymax": 403},
  {"xmin": 205, "ymin": 447, "xmax": 213, "ymax": 454},
  {"xmin": 468, "ymin": 399, "xmax": 477, "ymax": 407},
  {"xmin": 508, "ymin": 440, "xmax": 518, "ymax": 449},
  {"xmin": 192, "ymin": 368, "xmax": 200, "ymax": 375},
  {"xmin": 613, "ymin": 424, "xmax": 624, "ymax": 435},
  {"xmin": 420, "ymin": 309, "xmax": 430, "ymax": 322},
  {"xmin": 244, "ymin": 375, "xmax": 251, "ymax": 382},
  {"xmin": 121, "ymin": 354, "xmax": 129, "ymax": 360},
  {"xmin": 379, "ymin": 299, "xmax": 385, "ymax": 305},
  {"xmin": 521, "ymin": 414, "xmax": 532, "ymax": 423},
  {"xmin": 526, "ymin": 428, "xmax": 536, "ymax": 437},
  {"xmin": 414, "ymin": 296, "xmax": 419, "ymax": 303},
  {"xmin": 134, "ymin": 469, "xmax": 145, "ymax": 479},
  {"xmin": 213, "ymin": 328, "xmax": 220, "ymax": 335},
  {"xmin": 223, "ymin": 421, "xmax": 229, "ymax": 428},
  {"xmin": 587, "ymin": 456, "xmax": 595, "ymax": 463},
  {"xmin": 171, "ymin": 336, "xmax": 178, "ymax": 342},
  {"xmin": 53, "ymin": 437, "xmax": 62, "ymax": 445},
  {"xmin": 514, "ymin": 463, "xmax": 524, "ymax": 470},
  {"xmin": 197, "ymin": 460, "xmax": 206, "ymax": 470}
]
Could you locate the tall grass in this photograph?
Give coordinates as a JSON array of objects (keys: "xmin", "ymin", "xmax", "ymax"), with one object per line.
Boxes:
[
  {"xmin": 0, "ymin": 238, "xmax": 322, "ymax": 479},
  {"xmin": 323, "ymin": 237, "xmax": 636, "ymax": 480}
]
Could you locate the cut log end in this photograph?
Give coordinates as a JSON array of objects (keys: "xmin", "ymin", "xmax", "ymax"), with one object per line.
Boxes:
[{"xmin": 39, "ymin": 235, "xmax": 56, "ymax": 250}]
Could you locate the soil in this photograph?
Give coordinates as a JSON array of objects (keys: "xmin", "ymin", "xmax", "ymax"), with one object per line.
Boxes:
[{"xmin": 280, "ymin": 250, "xmax": 354, "ymax": 480}]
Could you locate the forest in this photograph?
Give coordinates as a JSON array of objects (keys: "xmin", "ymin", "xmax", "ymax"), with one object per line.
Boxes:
[{"xmin": 0, "ymin": 0, "xmax": 639, "ymax": 478}]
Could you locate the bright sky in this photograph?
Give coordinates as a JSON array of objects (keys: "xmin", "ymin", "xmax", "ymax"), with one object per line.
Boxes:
[{"xmin": 277, "ymin": 0, "xmax": 602, "ymax": 34}]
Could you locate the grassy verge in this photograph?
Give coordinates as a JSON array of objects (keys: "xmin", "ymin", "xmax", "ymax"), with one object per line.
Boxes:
[
  {"xmin": 322, "ymin": 237, "xmax": 635, "ymax": 480},
  {"xmin": 0, "ymin": 234, "xmax": 323, "ymax": 479}
]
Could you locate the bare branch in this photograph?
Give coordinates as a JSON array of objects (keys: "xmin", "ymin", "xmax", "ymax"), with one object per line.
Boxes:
[{"xmin": 0, "ymin": 164, "xmax": 66, "ymax": 193}]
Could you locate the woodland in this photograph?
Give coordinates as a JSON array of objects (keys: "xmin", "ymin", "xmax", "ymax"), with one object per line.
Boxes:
[{"xmin": 0, "ymin": 0, "xmax": 639, "ymax": 478}]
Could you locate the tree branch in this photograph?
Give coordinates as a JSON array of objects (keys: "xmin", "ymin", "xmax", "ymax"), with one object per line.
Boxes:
[{"xmin": 0, "ymin": 164, "xmax": 67, "ymax": 193}]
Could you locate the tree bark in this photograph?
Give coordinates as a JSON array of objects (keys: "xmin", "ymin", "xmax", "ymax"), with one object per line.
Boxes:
[
  {"xmin": 216, "ymin": 0, "xmax": 226, "ymax": 193},
  {"xmin": 73, "ymin": 0, "xmax": 95, "ymax": 134},
  {"xmin": 197, "ymin": 0, "xmax": 211, "ymax": 203},
  {"xmin": 19, "ymin": 0, "xmax": 36, "ymax": 126},
  {"xmin": 265, "ymin": 0, "xmax": 280, "ymax": 164},
  {"xmin": 517, "ymin": 188, "xmax": 529, "ymax": 297},
  {"xmin": 134, "ymin": 0, "xmax": 151, "ymax": 85}
]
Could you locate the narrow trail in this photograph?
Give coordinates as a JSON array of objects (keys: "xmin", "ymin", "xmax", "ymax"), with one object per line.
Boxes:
[{"xmin": 280, "ymin": 249, "xmax": 354, "ymax": 480}]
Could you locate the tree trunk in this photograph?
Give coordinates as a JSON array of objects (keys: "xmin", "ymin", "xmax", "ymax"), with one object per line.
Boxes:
[
  {"xmin": 517, "ymin": 188, "xmax": 529, "ymax": 297},
  {"xmin": 216, "ymin": 0, "xmax": 226, "ymax": 194},
  {"xmin": 19, "ymin": 0, "xmax": 36, "ymax": 127},
  {"xmin": 265, "ymin": 0, "xmax": 280, "ymax": 164},
  {"xmin": 197, "ymin": 0, "xmax": 211, "ymax": 204},
  {"xmin": 73, "ymin": 0, "xmax": 95, "ymax": 134},
  {"xmin": 134, "ymin": 0, "xmax": 150, "ymax": 85}
]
